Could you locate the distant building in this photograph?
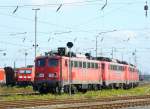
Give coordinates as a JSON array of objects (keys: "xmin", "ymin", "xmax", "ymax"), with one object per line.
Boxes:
[{"xmin": 139, "ymin": 75, "xmax": 150, "ymax": 81}]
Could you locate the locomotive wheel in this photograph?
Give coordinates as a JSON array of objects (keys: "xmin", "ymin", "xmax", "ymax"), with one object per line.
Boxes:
[
  {"xmin": 93, "ymin": 85, "xmax": 98, "ymax": 91},
  {"xmin": 71, "ymin": 85, "xmax": 78, "ymax": 94},
  {"xmin": 123, "ymin": 84, "xmax": 129, "ymax": 89},
  {"xmin": 32, "ymin": 85, "xmax": 38, "ymax": 91},
  {"xmin": 98, "ymin": 85, "xmax": 102, "ymax": 90},
  {"xmin": 38, "ymin": 87, "xmax": 48, "ymax": 94},
  {"xmin": 63, "ymin": 85, "xmax": 78, "ymax": 94},
  {"xmin": 55, "ymin": 86, "xmax": 61, "ymax": 94},
  {"xmin": 64, "ymin": 85, "xmax": 69, "ymax": 93}
]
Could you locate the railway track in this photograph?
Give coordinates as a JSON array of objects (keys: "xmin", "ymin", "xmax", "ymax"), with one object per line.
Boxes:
[
  {"xmin": 49, "ymin": 98, "xmax": 150, "ymax": 109},
  {"xmin": 0, "ymin": 92, "xmax": 39, "ymax": 97},
  {"xmin": 1, "ymin": 95, "xmax": 150, "ymax": 109}
]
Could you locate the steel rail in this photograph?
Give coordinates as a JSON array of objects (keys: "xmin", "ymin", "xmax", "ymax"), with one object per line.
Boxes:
[
  {"xmin": 1, "ymin": 95, "xmax": 150, "ymax": 109},
  {"xmin": 0, "ymin": 92, "xmax": 39, "ymax": 97}
]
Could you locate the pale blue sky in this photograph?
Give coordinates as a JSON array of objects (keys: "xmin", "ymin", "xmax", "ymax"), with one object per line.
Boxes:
[{"xmin": 0, "ymin": 0, "xmax": 150, "ymax": 74}]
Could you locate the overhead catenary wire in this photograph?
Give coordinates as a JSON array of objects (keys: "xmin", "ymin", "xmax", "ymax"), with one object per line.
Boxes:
[
  {"xmin": 73, "ymin": 2, "xmax": 141, "ymax": 28},
  {"xmin": 0, "ymin": 1, "xmax": 145, "ymax": 35},
  {"xmin": 0, "ymin": 0, "xmax": 145, "ymax": 8},
  {"xmin": 12, "ymin": 6, "xmax": 19, "ymax": 14},
  {"xmin": 0, "ymin": 0, "xmax": 104, "ymax": 8},
  {"xmin": 0, "ymin": 11, "xmax": 75, "ymax": 30},
  {"xmin": 101, "ymin": 0, "xmax": 107, "ymax": 10}
]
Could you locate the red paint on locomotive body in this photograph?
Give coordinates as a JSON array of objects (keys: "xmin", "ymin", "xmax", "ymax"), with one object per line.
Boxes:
[
  {"xmin": 101, "ymin": 61, "xmax": 139, "ymax": 88},
  {"xmin": 127, "ymin": 66, "xmax": 139, "ymax": 84},
  {"xmin": 34, "ymin": 55, "xmax": 102, "ymax": 93},
  {"xmin": 0, "ymin": 68, "xmax": 5, "ymax": 84}
]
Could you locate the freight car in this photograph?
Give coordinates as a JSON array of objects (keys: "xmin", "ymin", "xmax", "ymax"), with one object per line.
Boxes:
[
  {"xmin": 0, "ymin": 67, "xmax": 16, "ymax": 86},
  {"xmin": 15, "ymin": 67, "xmax": 35, "ymax": 86},
  {"xmin": 33, "ymin": 47, "xmax": 139, "ymax": 93}
]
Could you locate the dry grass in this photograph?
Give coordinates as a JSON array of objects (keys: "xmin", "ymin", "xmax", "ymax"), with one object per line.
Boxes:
[{"xmin": 0, "ymin": 86, "xmax": 34, "ymax": 94}]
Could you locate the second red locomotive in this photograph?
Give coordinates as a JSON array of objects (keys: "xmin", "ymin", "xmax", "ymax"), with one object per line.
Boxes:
[{"xmin": 15, "ymin": 67, "xmax": 35, "ymax": 86}]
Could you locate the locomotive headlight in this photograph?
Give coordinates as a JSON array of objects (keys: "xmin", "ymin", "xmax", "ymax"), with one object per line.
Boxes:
[
  {"xmin": 19, "ymin": 76, "xmax": 23, "ymax": 78},
  {"xmin": 48, "ymin": 73, "xmax": 57, "ymax": 78}
]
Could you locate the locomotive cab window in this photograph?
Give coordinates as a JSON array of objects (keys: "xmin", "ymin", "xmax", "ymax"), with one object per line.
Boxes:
[
  {"xmin": 87, "ymin": 62, "xmax": 90, "ymax": 68},
  {"xmin": 91, "ymin": 63, "xmax": 94, "ymax": 68},
  {"xmin": 19, "ymin": 70, "xmax": 25, "ymax": 74},
  {"xmin": 95, "ymin": 63, "xmax": 98, "ymax": 69},
  {"xmin": 36, "ymin": 58, "xmax": 46, "ymax": 67},
  {"xmin": 79, "ymin": 61, "xmax": 82, "ymax": 68},
  {"xmin": 48, "ymin": 59, "xmax": 58, "ymax": 67},
  {"xmin": 74, "ymin": 61, "xmax": 78, "ymax": 67},
  {"xmin": 83, "ymin": 62, "xmax": 86, "ymax": 68},
  {"xmin": 25, "ymin": 70, "xmax": 32, "ymax": 74}
]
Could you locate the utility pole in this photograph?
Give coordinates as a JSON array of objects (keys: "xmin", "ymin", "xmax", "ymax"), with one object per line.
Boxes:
[
  {"xmin": 32, "ymin": 8, "xmax": 40, "ymax": 58},
  {"xmin": 131, "ymin": 49, "xmax": 137, "ymax": 88},
  {"xmin": 95, "ymin": 30, "xmax": 116, "ymax": 58},
  {"xmin": 111, "ymin": 47, "xmax": 114, "ymax": 59},
  {"xmin": 14, "ymin": 61, "xmax": 16, "ymax": 70},
  {"xmin": 135, "ymin": 49, "xmax": 137, "ymax": 66},
  {"xmin": 121, "ymin": 52, "xmax": 123, "ymax": 61},
  {"xmin": 132, "ymin": 49, "xmax": 137, "ymax": 66},
  {"xmin": 111, "ymin": 47, "xmax": 117, "ymax": 59},
  {"xmin": 96, "ymin": 35, "xmax": 98, "ymax": 58},
  {"xmin": 25, "ymin": 52, "xmax": 28, "ymax": 67},
  {"xmin": 67, "ymin": 42, "xmax": 73, "ymax": 96},
  {"xmin": 100, "ymin": 47, "xmax": 103, "ymax": 56},
  {"xmin": 2, "ymin": 53, "xmax": 6, "ymax": 67}
]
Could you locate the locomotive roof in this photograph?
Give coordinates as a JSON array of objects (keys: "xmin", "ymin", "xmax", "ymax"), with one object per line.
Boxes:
[
  {"xmin": 96, "ymin": 57, "xmax": 129, "ymax": 64},
  {"xmin": 36, "ymin": 53, "xmax": 136, "ymax": 67}
]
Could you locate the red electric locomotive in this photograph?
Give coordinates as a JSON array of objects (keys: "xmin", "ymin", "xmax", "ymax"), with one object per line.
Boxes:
[
  {"xmin": 33, "ymin": 47, "xmax": 139, "ymax": 93},
  {"xmin": 100, "ymin": 57, "xmax": 139, "ymax": 89},
  {"xmin": 127, "ymin": 65, "xmax": 139, "ymax": 88},
  {"xmin": 15, "ymin": 67, "xmax": 35, "ymax": 86},
  {"xmin": 33, "ymin": 48, "xmax": 102, "ymax": 93}
]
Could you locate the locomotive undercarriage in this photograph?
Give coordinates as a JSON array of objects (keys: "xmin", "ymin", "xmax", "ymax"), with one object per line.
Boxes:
[
  {"xmin": 34, "ymin": 80, "xmax": 103, "ymax": 94},
  {"xmin": 102, "ymin": 81, "xmax": 139, "ymax": 89},
  {"xmin": 16, "ymin": 81, "xmax": 33, "ymax": 86},
  {"xmin": 34, "ymin": 80, "xmax": 139, "ymax": 94},
  {"xmin": 33, "ymin": 80, "xmax": 60, "ymax": 93}
]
